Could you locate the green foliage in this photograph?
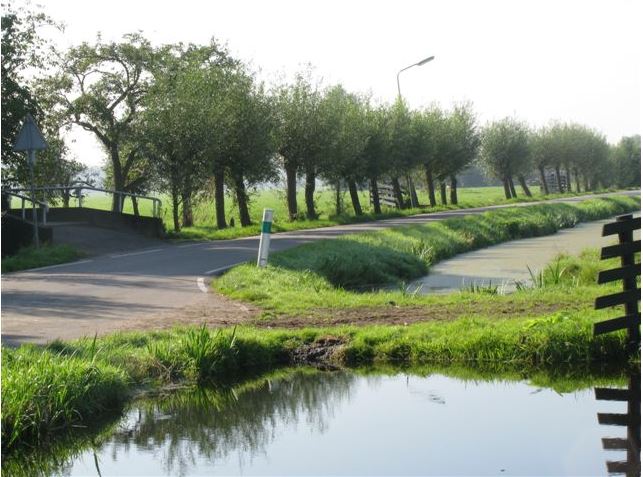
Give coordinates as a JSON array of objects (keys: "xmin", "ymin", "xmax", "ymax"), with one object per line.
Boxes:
[
  {"xmin": 1, "ymin": 244, "xmax": 82, "ymax": 273},
  {"xmin": 611, "ymin": 135, "xmax": 641, "ymax": 188}
]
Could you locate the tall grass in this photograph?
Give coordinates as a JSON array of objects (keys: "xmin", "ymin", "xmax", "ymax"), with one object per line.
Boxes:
[{"xmin": 216, "ymin": 196, "xmax": 640, "ymax": 312}]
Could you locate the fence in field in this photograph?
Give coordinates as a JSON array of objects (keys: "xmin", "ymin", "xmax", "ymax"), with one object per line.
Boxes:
[
  {"xmin": 593, "ymin": 214, "xmax": 641, "ymax": 351},
  {"xmin": 369, "ymin": 182, "xmax": 408, "ymax": 209},
  {"xmin": 595, "ymin": 373, "xmax": 641, "ymax": 476}
]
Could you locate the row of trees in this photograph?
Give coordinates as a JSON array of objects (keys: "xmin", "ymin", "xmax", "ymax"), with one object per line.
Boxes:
[{"xmin": 2, "ymin": 5, "xmax": 640, "ymax": 232}]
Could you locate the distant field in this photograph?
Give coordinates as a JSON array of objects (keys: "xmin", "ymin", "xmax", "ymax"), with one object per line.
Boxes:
[{"xmin": 8, "ymin": 185, "xmax": 616, "ymax": 240}]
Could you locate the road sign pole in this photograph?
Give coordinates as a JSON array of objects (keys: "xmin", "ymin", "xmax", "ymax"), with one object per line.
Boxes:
[
  {"xmin": 29, "ymin": 150, "xmax": 39, "ymax": 248},
  {"xmin": 257, "ymin": 208, "xmax": 273, "ymax": 267}
]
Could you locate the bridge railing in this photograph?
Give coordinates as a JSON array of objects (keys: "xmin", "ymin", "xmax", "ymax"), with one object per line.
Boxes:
[
  {"xmin": 1, "ymin": 190, "xmax": 49, "ymax": 225},
  {"xmin": 2, "ymin": 184, "xmax": 162, "ymax": 219}
]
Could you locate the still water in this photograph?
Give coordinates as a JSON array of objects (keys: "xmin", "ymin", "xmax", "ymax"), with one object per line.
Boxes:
[{"xmin": 13, "ymin": 370, "xmax": 642, "ymax": 476}]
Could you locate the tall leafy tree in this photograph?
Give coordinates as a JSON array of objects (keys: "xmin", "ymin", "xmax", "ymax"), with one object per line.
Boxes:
[
  {"xmin": 478, "ymin": 118, "xmax": 531, "ymax": 199},
  {"xmin": 273, "ymin": 71, "xmax": 327, "ymax": 220},
  {"xmin": 611, "ymin": 135, "xmax": 641, "ymax": 189},
  {"xmin": 320, "ymin": 85, "xmax": 369, "ymax": 216},
  {"xmin": 1, "ymin": 2, "xmax": 62, "ymax": 186},
  {"xmin": 42, "ymin": 33, "xmax": 156, "ymax": 211}
]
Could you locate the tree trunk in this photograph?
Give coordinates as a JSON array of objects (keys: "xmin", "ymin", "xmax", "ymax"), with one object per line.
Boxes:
[
  {"xmin": 517, "ymin": 174, "xmax": 532, "ymax": 197},
  {"xmin": 565, "ymin": 167, "xmax": 572, "ymax": 192},
  {"xmin": 335, "ymin": 180, "xmax": 343, "ymax": 215},
  {"xmin": 449, "ymin": 175, "xmax": 458, "ymax": 205},
  {"xmin": 538, "ymin": 166, "xmax": 549, "ymax": 195},
  {"xmin": 573, "ymin": 168, "xmax": 581, "ymax": 193},
  {"xmin": 171, "ymin": 189, "xmax": 181, "ymax": 232},
  {"xmin": 304, "ymin": 169, "xmax": 317, "ymax": 220},
  {"xmin": 584, "ymin": 176, "xmax": 591, "ymax": 192},
  {"xmin": 214, "ymin": 170, "xmax": 227, "ymax": 229},
  {"xmin": 181, "ymin": 190, "xmax": 193, "ymax": 227},
  {"xmin": 62, "ymin": 190, "xmax": 70, "ymax": 208},
  {"xmin": 234, "ymin": 175, "xmax": 252, "ymax": 226},
  {"xmin": 508, "ymin": 177, "xmax": 518, "ymax": 198},
  {"xmin": 439, "ymin": 181, "xmax": 447, "ymax": 205},
  {"xmin": 555, "ymin": 166, "xmax": 564, "ymax": 193},
  {"xmin": 110, "ymin": 145, "xmax": 124, "ymax": 212},
  {"xmin": 370, "ymin": 177, "xmax": 382, "ymax": 214},
  {"xmin": 391, "ymin": 176, "xmax": 405, "ymax": 208},
  {"xmin": 503, "ymin": 178, "xmax": 512, "ymax": 199},
  {"xmin": 347, "ymin": 180, "xmax": 363, "ymax": 216},
  {"xmin": 424, "ymin": 165, "xmax": 437, "ymax": 207},
  {"xmin": 409, "ymin": 177, "xmax": 420, "ymax": 208},
  {"xmin": 285, "ymin": 162, "xmax": 298, "ymax": 221},
  {"xmin": 131, "ymin": 196, "xmax": 140, "ymax": 216}
]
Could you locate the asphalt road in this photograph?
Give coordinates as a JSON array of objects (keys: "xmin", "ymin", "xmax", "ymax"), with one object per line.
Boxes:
[{"xmin": 1, "ymin": 191, "xmax": 639, "ymax": 346}]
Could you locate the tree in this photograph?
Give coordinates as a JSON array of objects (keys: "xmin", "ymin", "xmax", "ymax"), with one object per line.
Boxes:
[
  {"xmin": 1, "ymin": 2, "xmax": 62, "ymax": 186},
  {"xmin": 361, "ymin": 104, "xmax": 391, "ymax": 214},
  {"xmin": 410, "ymin": 106, "xmax": 443, "ymax": 207},
  {"xmin": 221, "ymin": 74, "xmax": 277, "ymax": 226},
  {"xmin": 42, "ymin": 33, "xmax": 155, "ymax": 212},
  {"xmin": 478, "ymin": 118, "xmax": 531, "ymax": 199},
  {"xmin": 441, "ymin": 103, "xmax": 480, "ymax": 204},
  {"xmin": 141, "ymin": 43, "xmax": 234, "ymax": 231},
  {"xmin": 319, "ymin": 85, "xmax": 369, "ymax": 216},
  {"xmin": 273, "ymin": 71, "xmax": 328, "ymax": 221},
  {"xmin": 386, "ymin": 99, "xmax": 414, "ymax": 208},
  {"xmin": 611, "ymin": 135, "xmax": 641, "ymax": 189}
]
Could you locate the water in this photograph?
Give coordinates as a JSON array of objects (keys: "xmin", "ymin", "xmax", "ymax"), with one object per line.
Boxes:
[{"xmin": 6, "ymin": 369, "xmax": 640, "ymax": 476}]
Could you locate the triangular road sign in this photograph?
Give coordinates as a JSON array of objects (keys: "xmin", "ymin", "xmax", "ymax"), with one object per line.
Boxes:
[{"xmin": 13, "ymin": 113, "xmax": 48, "ymax": 151}]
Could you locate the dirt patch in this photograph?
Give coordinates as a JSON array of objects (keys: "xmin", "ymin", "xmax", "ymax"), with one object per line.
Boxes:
[
  {"xmin": 290, "ymin": 336, "xmax": 346, "ymax": 367},
  {"xmin": 251, "ymin": 300, "xmax": 587, "ymax": 329},
  {"xmin": 113, "ymin": 294, "xmax": 263, "ymax": 334}
]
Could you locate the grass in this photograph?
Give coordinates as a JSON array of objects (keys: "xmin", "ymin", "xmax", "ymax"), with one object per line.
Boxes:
[
  {"xmin": 14, "ymin": 185, "xmax": 623, "ymax": 240},
  {"xmin": 1, "ymin": 244, "xmax": 83, "ymax": 273},
  {"xmin": 215, "ymin": 196, "xmax": 640, "ymax": 313}
]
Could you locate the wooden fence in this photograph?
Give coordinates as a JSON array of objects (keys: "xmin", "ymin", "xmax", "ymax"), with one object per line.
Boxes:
[{"xmin": 593, "ymin": 214, "xmax": 641, "ymax": 351}]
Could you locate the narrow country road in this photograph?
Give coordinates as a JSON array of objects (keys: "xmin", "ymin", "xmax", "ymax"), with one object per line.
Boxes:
[{"xmin": 1, "ymin": 191, "xmax": 639, "ymax": 346}]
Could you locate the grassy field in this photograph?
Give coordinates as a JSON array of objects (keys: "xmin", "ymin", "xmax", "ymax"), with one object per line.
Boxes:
[
  {"xmin": 13, "ymin": 186, "xmax": 619, "ymax": 240},
  {"xmin": 215, "ymin": 196, "xmax": 640, "ymax": 314}
]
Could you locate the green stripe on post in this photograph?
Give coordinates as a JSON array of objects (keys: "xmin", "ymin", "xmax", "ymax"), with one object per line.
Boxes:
[{"xmin": 262, "ymin": 221, "xmax": 272, "ymax": 234}]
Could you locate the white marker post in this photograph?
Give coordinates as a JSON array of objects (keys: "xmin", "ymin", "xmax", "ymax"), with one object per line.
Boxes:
[{"xmin": 257, "ymin": 208, "xmax": 273, "ymax": 267}]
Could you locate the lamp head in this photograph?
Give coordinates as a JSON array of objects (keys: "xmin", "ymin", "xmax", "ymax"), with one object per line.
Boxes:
[{"xmin": 417, "ymin": 56, "xmax": 435, "ymax": 66}]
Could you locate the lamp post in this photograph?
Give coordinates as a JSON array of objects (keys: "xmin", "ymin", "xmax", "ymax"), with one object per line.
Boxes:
[
  {"xmin": 397, "ymin": 55, "xmax": 434, "ymax": 208},
  {"xmin": 13, "ymin": 114, "xmax": 48, "ymax": 248}
]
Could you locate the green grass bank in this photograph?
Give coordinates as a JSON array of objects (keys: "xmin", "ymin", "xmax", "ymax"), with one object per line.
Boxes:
[
  {"xmin": 215, "ymin": 195, "xmax": 640, "ymax": 313},
  {"xmin": 1, "ymin": 311, "xmax": 637, "ymax": 455},
  {"xmin": 1, "ymin": 244, "xmax": 83, "ymax": 273}
]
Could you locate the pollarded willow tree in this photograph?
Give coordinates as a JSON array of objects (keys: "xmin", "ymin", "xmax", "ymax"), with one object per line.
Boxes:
[
  {"xmin": 140, "ymin": 44, "xmax": 223, "ymax": 231},
  {"xmin": 611, "ymin": 135, "xmax": 641, "ymax": 189},
  {"xmin": 320, "ymin": 85, "xmax": 370, "ymax": 216},
  {"xmin": 272, "ymin": 71, "xmax": 329, "ymax": 221},
  {"xmin": 478, "ymin": 118, "xmax": 531, "ymax": 199}
]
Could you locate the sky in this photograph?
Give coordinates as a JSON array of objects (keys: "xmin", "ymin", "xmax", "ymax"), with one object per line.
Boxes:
[{"xmin": 23, "ymin": 0, "xmax": 643, "ymax": 167}]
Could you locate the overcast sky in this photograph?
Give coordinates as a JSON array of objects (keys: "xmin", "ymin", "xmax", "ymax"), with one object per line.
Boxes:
[{"xmin": 27, "ymin": 0, "xmax": 642, "ymax": 166}]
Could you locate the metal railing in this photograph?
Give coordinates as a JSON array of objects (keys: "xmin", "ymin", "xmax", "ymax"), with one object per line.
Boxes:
[
  {"xmin": 2, "ymin": 183, "xmax": 162, "ymax": 218},
  {"xmin": 1, "ymin": 190, "xmax": 49, "ymax": 225}
]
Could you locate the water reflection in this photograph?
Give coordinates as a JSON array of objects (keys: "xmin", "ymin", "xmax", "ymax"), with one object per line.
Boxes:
[
  {"xmin": 3, "ymin": 367, "xmax": 640, "ymax": 476},
  {"xmin": 595, "ymin": 372, "xmax": 641, "ymax": 476}
]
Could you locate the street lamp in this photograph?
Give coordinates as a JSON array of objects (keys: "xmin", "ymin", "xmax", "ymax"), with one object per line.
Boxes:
[
  {"xmin": 397, "ymin": 55, "xmax": 434, "ymax": 98},
  {"xmin": 396, "ymin": 55, "xmax": 435, "ymax": 208}
]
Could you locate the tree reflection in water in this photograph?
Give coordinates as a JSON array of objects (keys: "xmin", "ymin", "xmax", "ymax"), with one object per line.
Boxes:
[{"xmin": 100, "ymin": 369, "xmax": 357, "ymax": 476}]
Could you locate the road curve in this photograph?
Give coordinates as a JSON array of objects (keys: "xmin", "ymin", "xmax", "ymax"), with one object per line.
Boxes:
[{"xmin": 1, "ymin": 191, "xmax": 639, "ymax": 346}]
